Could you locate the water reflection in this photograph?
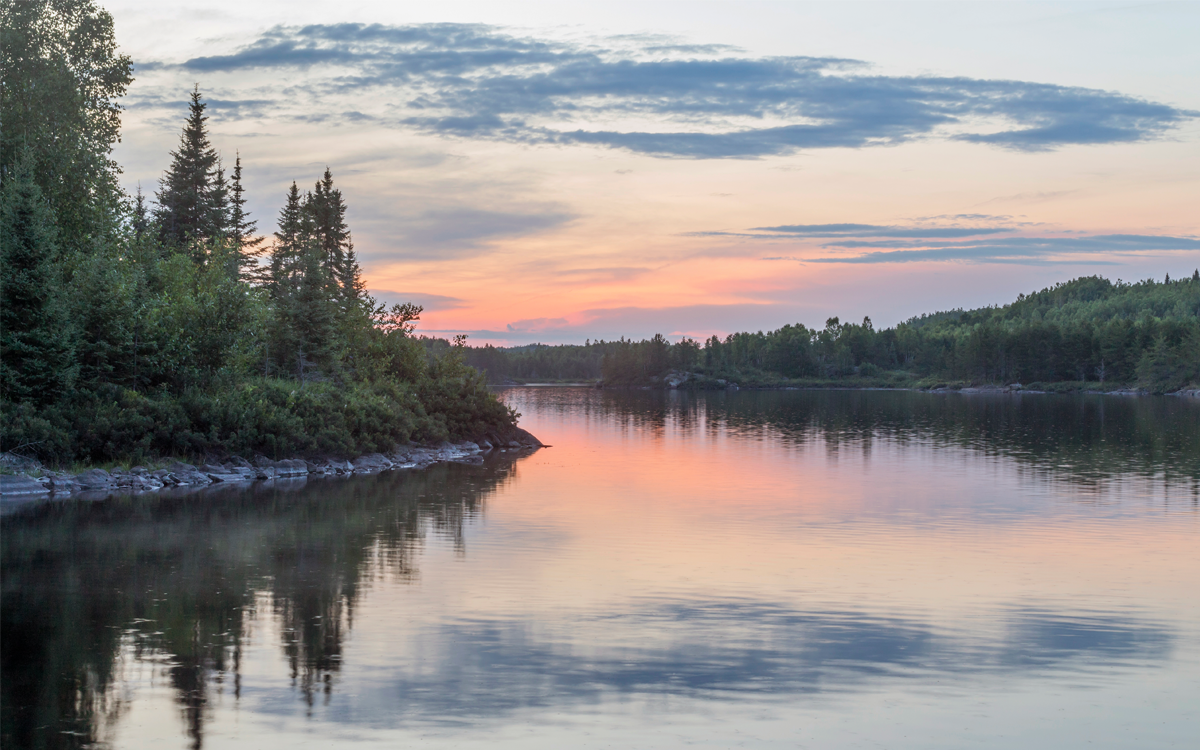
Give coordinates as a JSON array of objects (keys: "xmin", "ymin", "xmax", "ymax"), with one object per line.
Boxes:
[
  {"xmin": 504, "ymin": 388, "xmax": 1200, "ymax": 485},
  {"xmin": 340, "ymin": 601, "xmax": 1171, "ymax": 724},
  {"xmin": 2, "ymin": 391, "xmax": 1197, "ymax": 749},
  {"xmin": 2, "ymin": 457, "xmax": 524, "ymax": 749}
]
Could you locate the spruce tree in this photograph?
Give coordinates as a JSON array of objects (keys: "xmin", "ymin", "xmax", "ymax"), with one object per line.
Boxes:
[
  {"xmin": 131, "ymin": 184, "xmax": 149, "ymax": 241},
  {"xmin": 0, "ymin": 151, "xmax": 77, "ymax": 405},
  {"xmin": 208, "ymin": 158, "xmax": 230, "ymax": 240},
  {"xmin": 305, "ymin": 167, "xmax": 353, "ymax": 303},
  {"xmin": 155, "ymin": 86, "xmax": 219, "ymax": 248},
  {"xmin": 340, "ymin": 236, "xmax": 367, "ymax": 305},
  {"xmin": 269, "ymin": 181, "xmax": 304, "ymax": 297},
  {"xmin": 229, "ymin": 152, "xmax": 263, "ymax": 281}
]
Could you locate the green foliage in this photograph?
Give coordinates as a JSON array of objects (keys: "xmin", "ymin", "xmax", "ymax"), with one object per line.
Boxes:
[
  {"xmin": 155, "ymin": 86, "xmax": 223, "ymax": 246},
  {"xmin": 0, "ymin": 151, "xmax": 77, "ymax": 404},
  {"xmin": 456, "ymin": 275, "xmax": 1200, "ymax": 394},
  {"xmin": 0, "ymin": 14, "xmax": 517, "ymax": 465},
  {"xmin": 0, "ymin": 0, "xmax": 132, "ymax": 255}
]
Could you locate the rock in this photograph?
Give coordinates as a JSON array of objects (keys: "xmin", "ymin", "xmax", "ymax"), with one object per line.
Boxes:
[
  {"xmin": 1, "ymin": 474, "xmax": 50, "ymax": 497},
  {"xmin": 273, "ymin": 459, "xmax": 308, "ymax": 477},
  {"xmin": 254, "ymin": 456, "xmax": 276, "ymax": 469},
  {"xmin": 174, "ymin": 471, "xmax": 213, "ymax": 486},
  {"xmin": 130, "ymin": 466, "xmax": 148, "ymax": 475},
  {"xmin": 352, "ymin": 454, "xmax": 392, "ymax": 471},
  {"xmin": 205, "ymin": 473, "xmax": 249, "ymax": 483},
  {"xmin": 1, "ymin": 452, "xmax": 43, "ymax": 472},
  {"xmin": 75, "ymin": 468, "xmax": 115, "ymax": 489},
  {"xmin": 199, "ymin": 464, "xmax": 226, "ymax": 474},
  {"xmin": 48, "ymin": 475, "xmax": 79, "ymax": 492},
  {"xmin": 167, "ymin": 461, "xmax": 198, "ymax": 474},
  {"xmin": 228, "ymin": 456, "xmax": 254, "ymax": 468}
]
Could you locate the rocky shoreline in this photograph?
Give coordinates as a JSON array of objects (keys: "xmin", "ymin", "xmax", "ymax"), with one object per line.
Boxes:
[{"xmin": 0, "ymin": 428, "xmax": 544, "ymax": 500}]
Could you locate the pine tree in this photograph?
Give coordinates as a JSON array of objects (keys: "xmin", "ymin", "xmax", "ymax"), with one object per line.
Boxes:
[
  {"xmin": 304, "ymin": 167, "xmax": 354, "ymax": 304},
  {"xmin": 229, "ymin": 152, "xmax": 263, "ymax": 281},
  {"xmin": 340, "ymin": 235, "xmax": 367, "ymax": 304},
  {"xmin": 268, "ymin": 181, "xmax": 304, "ymax": 298},
  {"xmin": 0, "ymin": 150, "xmax": 77, "ymax": 405},
  {"xmin": 208, "ymin": 158, "xmax": 230, "ymax": 240},
  {"xmin": 155, "ymin": 86, "xmax": 219, "ymax": 248},
  {"xmin": 267, "ymin": 181, "xmax": 340, "ymax": 380},
  {"xmin": 131, "ymin": 184, "xmax": 149, "ymax": 241}
]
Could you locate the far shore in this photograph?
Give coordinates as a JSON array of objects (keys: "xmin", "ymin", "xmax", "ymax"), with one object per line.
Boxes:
[{"xmin": 492, "ymin": 380, "xmax": 1200, "ymax": 397}]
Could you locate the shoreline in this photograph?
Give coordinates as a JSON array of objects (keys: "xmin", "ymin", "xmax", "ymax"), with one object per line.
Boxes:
[
  {"xmin": 0, "ymin": 429, "xmax": 545, "ymax": 501},
  {"xmin": 498, "ymin": 381, "xmax": 1200, "ymax": 398}
]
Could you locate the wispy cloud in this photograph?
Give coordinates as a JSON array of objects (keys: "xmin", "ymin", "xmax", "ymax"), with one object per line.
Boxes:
[
  {"xmin": 153, "ymin": 23, "xmax": 1199, "ymax": 159},
  {"xmin": 692, "ymin": 215, "xmax": 1200, "ymax": 265},
  {"xmin": 806, "ymin": 234, "xmax": 1200, "ymax": 264}
]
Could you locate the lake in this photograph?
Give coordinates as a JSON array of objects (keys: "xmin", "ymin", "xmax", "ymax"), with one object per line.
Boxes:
[{"xmin": 3, "ymin": 388, "xmax": 1198, "ymax": 749}]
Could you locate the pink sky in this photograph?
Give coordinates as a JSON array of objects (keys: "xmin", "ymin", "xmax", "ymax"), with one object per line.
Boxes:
[{"xmin": 108, "ymin": 0, "xmax": 1200, "ymax": 344}]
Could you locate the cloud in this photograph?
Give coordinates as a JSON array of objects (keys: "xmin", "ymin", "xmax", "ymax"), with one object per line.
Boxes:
[
  {"xmin": 750, "ymin": 223, "xmax": 1013, "ymax": 239},
  {"xmin": 369, "ymin": 289, "xmax": 466, "ymax": 311},
  {"xmin": 366, "ymin": 206, "xmax": 575, "ymax": 259},
  {"xmin": 158, "ymin": 23, "xmax": 1198, "ymax": 159},
  {"xmin": 506, "ymin": 317, "xmax": 570, "ymax": 333},
  {"xmin": 806, "ymin": 234, "xmax": 1200, "ymax": 264}
]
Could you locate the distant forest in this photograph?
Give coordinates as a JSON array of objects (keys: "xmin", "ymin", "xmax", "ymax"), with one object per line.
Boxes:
[
  {"xmin": 1, "ymin": 0, "xmax": 514, "ymax": 465},
  {"xmin": 436, "ymin": 274, "xmax": 1200, "ymax": 392}
]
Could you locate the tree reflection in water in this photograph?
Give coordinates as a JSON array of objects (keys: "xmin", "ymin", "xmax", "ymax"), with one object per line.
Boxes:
[{"xmin": 1, "ymin": 454, "xmax": 526, "ymax": 749}]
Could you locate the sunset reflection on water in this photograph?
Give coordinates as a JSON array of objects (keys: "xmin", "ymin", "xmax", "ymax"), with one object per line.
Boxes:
[{"xmin": 3, "ymin": 389, "xmax": 1197, "ymax": 749}]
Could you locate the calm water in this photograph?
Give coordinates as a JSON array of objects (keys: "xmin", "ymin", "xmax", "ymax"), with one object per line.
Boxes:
[{"xmin": 3, "ymin": 389, "xmax": 1199, "ymax": 749}]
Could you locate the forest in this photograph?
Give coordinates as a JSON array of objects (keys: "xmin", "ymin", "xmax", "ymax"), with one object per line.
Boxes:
[
  {"xmin": 452, "ymin": 274, "xmax": 1200, "ymax": 391},
  {"xmin": 1, "ymin": 0, "xmax": 515, "ymax": 466}
]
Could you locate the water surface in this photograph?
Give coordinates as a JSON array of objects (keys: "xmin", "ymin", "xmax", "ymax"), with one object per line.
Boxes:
[{"xmin": 3, "ymin": 389, "xmax": 1198, "ymax": 749}]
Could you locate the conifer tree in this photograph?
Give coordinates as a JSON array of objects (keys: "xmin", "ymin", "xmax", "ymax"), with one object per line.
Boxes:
[
  {"xmin": 209, "ymin": 158, "xmax": 230, "ymax": 239},
  {"xmin": 155, "ymin": 86, "xmax": 219, "ymax": 248},
  {"xmin": 229, "ymin": 152, "xmax": 263, "ymax": 281},
  {"xmin": 131, "ymin": 184, "xmax": 149, "ymax": 241},
  {"xmin": 0, "ymin": 151, "xmax": 77, "ymax": 404},
  {"xmin": 340, "ymin": 235, "xmax": 367, "ymax": 305},
  {"xmin": 268, "ymin": 181, "xmax": 304, "ymax": 298}
]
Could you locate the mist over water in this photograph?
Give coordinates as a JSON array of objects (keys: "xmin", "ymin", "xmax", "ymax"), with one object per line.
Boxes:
[{"xmin": 3, "ymin": 390, "xmax": 1198, "ymax": 749}]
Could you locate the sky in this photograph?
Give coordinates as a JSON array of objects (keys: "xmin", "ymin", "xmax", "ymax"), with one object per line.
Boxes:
[{"xmin": 105, "ymin": 0, "xmax": 1200, "ymax": 345}]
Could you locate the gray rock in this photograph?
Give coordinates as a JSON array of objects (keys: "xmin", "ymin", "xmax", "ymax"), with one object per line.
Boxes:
[
  {"xmin": 48, "ymin": 475, "xmax": 79, "ymax": 492},
  {"xmin": 199, "ymin": 464, "xmax": 226, "ymax": 474},
  {"xmin": 1, "ymin": 474, "xmax": 51, "ymax": 497},
  {"xmin": 1, "ymin": 452, "xmax": 43, "ymax": 472},
  {"xmin": 130, "ymin": 466, "xmax": 148, "ymax": 475},
  {"xmin": 75, "ymin": 468, "xmax": 115, "ymax": 489},
  {"xmin": 273, "ymin": 459, "xmax": 308, "ymax": 477},
  {"xmin": 352, "ymin": 453, "xmax": 392, "ymax": 471},
  {"xmin": 167, "ymin": 461, "xmax": 198, "ymax": 474},
  {"xmin": 205, "ymin": 473, "xmax": 249, "ymax": 483},
  {"xmin": 174, "ymin": 471, "xmax": 213, "ymax": 486},
  {"xmin": 228, "ymin": 456, "xmax": 254, "ymax": 468},
  {"xmin": 254, "ymin": 456, "xmax": 276, "ymax": 469}
]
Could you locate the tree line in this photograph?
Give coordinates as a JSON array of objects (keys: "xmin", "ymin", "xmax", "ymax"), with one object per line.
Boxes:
[
  {"xmin": 1, "ymin": 0, "xmax": 513, "ymax": 464},
  {"xmin": 454, "ymin": 274, "xmax": 1200, "ymax": 391}
]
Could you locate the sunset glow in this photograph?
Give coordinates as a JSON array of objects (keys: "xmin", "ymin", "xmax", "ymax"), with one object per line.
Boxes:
[{"xmin": 106, "ymin": 0, "xmax": 1200, "ymax": 344}]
